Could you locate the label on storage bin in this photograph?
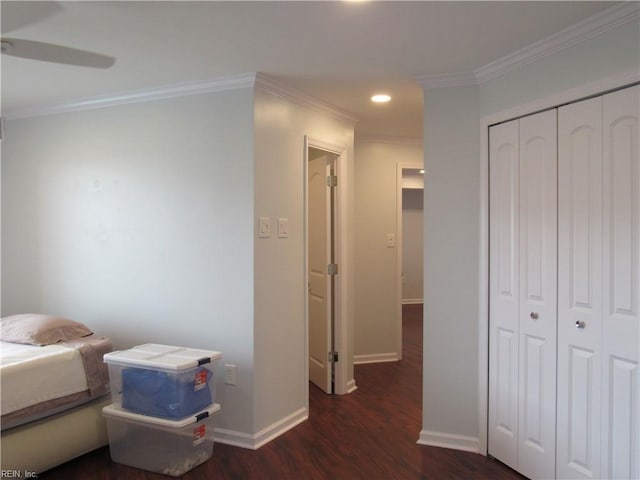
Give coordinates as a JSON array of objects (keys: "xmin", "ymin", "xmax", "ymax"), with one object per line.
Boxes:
[
  {"xmin": 193, "ymin": 425, "xmax": 206, "ymax": 446},
  {"xmin": 194, "ymin": 369, "xmax": 207, "ymax": 391}
]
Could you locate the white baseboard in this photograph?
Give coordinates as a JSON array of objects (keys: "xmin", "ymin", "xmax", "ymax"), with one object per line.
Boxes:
[
  {"xmin": 214, "ymin": 407, "xmax": 308, "ymax": 450},
  {"xmin": 417, "ymin": 430, "xmax": 480, "ymax": 454},
  {"xmin": 353, "ymin": 353, "xmax": 399, "ymax": 365},
  {"xmin": 402, "ymin": 299, "xmax": 424, "ymax": 305},
  {"xmin": 346, "ymin": 378, "xmax": 358, "ymax": 393}
]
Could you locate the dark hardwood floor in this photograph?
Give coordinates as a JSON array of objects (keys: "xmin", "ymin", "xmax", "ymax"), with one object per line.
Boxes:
[{"xmin": 41, "ymin": 304, "xmax": 524, "ymax": 479}]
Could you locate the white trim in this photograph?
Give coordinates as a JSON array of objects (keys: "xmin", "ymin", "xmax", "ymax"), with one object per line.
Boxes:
[
  {"xmin": 483, "ymin": 69, "xmax": 640, "ymax": 127},
  {"xmin": 4, "ymin": 71, "xmax": 359, "ymax": 125},
  {"xmin": 333, "ymin": 139, "xmax": 353, "ymax": 395},
  {"xmin": 346, "ymin": 379, "xmax": 358, "ymax": 394},
  {"xmin": 255, "ymin": 73, "xmax": 358, "ymax": 126},
  {"xmin": 355, "ymin": 135, "xmax": 423, "ymax": 146},
  {"xmin": 304, "ymin": 136, "xmax": 355, "ymax": 396},
  {"xmin": 477, "ymin": 71, "xmax": 640, "ymax": 457},
  {"xmin": 416, "ymin": 72, "xmax": 477, "ymax": 90},
  {"xmin": 214, "ymin": 407, "xmax": 308, "ymax": 450},
  {"xmin": 474, "ymin": 2, "xmax": 640, "ymax": 83},
  {"xmin": 417, "ymin": 430, "xmax": 480, "ymax": 454},
  {"xmin": 353, "ymin": 353, "xmax": 398, "ymax": 365},
  {"xmin": 415, "ymin": 3, "xmax": 639, "ymax": 90},
  {"xmin": 4, "ymin": 73, "xmax": 258, "ymax": 119},
  {"xmin": 477, "ymin": 109, "xmax": 490, "ymax": 458},
  {"xmin": 402, "ymin": 299, "xmax": 424, "ymax": 305}
]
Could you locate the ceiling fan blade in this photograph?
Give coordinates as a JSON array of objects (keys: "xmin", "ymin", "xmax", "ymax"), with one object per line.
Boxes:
[
  {"xmin": 1, "ymin": 38, "xmax": 115, "ymax": 68},
  {"xmin": 1, "ymin": 2, "xmax": 65, "ymax": 34}
]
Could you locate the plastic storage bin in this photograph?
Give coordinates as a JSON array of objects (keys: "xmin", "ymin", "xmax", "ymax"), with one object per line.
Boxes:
[
  {"xmin": 104, "ymin": 344, "xmax": 222, "ymax": 418},
  {"xmin": 103, "ymin": 403, "xmax": 220, "ymax": 476}
]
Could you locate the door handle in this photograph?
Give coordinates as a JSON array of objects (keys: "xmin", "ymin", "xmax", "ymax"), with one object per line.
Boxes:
[
  {"xmin": 575, "ymin": 320, "xmax": 586, "ymax": 329},
  {"xmin": 530, "ymin": 312, "xmax": 539, "ymax": 320}
]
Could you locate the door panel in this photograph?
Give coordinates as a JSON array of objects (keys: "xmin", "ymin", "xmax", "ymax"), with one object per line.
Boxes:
[
  {"xmin": 489, "ymin": 119, "xmax": 519, "ymax": 470},
  {"xmin": 518, "ymin": 110, "xmax": 557, "ymax": 480},
  {"xmin": 601, "ymin": 85, "xmax": 639, "ymax": 480},
  {"xmin": 308, "ymin": 153, "xmax": 332, "ymax": 393},
  {"xmin": 558, "ymin": 96, "xmax": 603, "ymax": 479},
  {"xmin": 522, "ymin": 333, "xmax": 544, "ymax": 447},
  {"xmin": 568, "ymin": 346, "xmax": 596, "ymax": 473}
]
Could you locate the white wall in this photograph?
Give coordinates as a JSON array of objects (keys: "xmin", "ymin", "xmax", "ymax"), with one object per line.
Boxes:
[
  {"xmin": 421, "ymin": 85, "xmax": 481, "ymax": 447},
  {"xmin": 420, "ymin": 14, "xmax": 639, "ymax": 452},
  {"xmin": 252, "ymin": 86, "xmax": 355, "ymax": 436},
  {"xmin": 353, "ymin": 140, "xmax": 422, "ymax": 362},
  {"xmin": 1, "ymin": 76, "xmax": 358, "ymax": 449},
  {"xmin": 402, "ymin": 188, "xmax": 423, "ymax": 303},
  {"xmin": 1, "ymin": 89, "xmax": 257, "ymax": 435}
]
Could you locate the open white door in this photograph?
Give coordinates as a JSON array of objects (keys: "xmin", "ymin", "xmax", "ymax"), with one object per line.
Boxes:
[{"xmin": 308, "ymin": 150, "xmax": 334, "ymax": 393}]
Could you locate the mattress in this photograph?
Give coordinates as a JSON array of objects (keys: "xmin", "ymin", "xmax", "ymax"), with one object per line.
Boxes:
[
  {"xmin": 1, "ymin": 394, "xmax": 111, "ymax": 474},
  {"xmin": 0, "ymin": 335, "xmax": 112, "ymax": 429}
]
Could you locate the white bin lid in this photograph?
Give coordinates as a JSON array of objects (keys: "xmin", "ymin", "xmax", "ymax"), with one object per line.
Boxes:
[
  {"xmin": 103, "ymin": 344, "xmax": 222, "ymax": 372},
  {"xmin": 103, "ymin": 403, "xmax": 221, "ymax": 428}
]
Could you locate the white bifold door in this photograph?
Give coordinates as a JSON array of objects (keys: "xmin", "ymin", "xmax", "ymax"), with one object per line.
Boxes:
[
  {"xmin": 489, "ymin": 84, "xmax": 639, "ymax": 480},
  {"xmin": 557, "ymin": 86, "xmax": 639, "ymax": 480},
  {"xmin": 489, "ymin": 109, "xmax": 558, "ymax": 480}
]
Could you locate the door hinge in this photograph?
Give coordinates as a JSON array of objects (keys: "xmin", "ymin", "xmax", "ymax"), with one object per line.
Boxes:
[
  {"xmin": 327, "ymin": 175, "xmax": 337, "ymax": 188},
  {"xmin": 328, "ymin": 351, "xmax": 339, "ymax": 363},
  {"xmin": 327, "ymin": 263, "xmax": 338, "ymax": 275}
]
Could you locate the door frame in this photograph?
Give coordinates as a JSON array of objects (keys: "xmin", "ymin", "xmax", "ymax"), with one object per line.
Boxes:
[
  {"xmin": 304, "ymin": 135, "xmax": 351, "ymax": 400},
  {"xmin": 478, "ymin": 70, "xmax": 639, "ymax": 456},
  {"xmin": 396, "ymin": 160, "xmax": 424, "ymax": 360}
]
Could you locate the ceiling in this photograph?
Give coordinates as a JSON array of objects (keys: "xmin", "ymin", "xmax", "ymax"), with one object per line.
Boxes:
[{"xmin": 0, "ymin": 1, "xmax": 617, "ymax": 138}]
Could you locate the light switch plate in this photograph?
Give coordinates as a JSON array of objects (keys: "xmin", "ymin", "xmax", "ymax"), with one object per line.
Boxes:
[
  {"xmin": 258, "ymin": 217, "xmax": 271, "ymax": 238},
  {"xmin": 278, "ymin": 218, "xmax": 289, "ymax": 238},
  {"xmin": 386, "ymin": 233, "xmax": 396, "ymax": 247}
]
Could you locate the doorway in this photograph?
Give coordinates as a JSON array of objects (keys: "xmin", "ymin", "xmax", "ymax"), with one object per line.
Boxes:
[
  {"xmin": 396, "ymin": 162, "xmax": 424, "ymax": 359},
  {"xmin": 304, "ymin": 136, "xmax": 351, "ymax": 397},
  {"xmin": 308, "ymin": 146, "xmax": 337, "ymax": 393}
]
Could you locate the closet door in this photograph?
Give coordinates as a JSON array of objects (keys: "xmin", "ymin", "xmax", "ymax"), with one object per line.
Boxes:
[
  {"xmin": 489, "ymin": 119, "xmax": 520, "ymax": 471},
  {"xmin": 517, "ymin": 110, "xmax": 557, "ymax": 480},
  {"xmin": 489, "ymin": 110, "xmax": 557, "ymax": 478},
  {"xmin": 601, "ymin": 85, "xmax": 639, "ymax": 480},
  {"xmin": 557, "ymin": 96, "xmax": 603, "ymax": 480}
]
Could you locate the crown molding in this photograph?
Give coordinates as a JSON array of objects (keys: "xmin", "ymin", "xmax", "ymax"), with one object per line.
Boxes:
[
  {"xmin": 415, "ymin": 72, "xmax": 477, "ymax": 90},
  {"xmin": 5, "ymin": 71, "xmax": 360, "ymax": 125},
  {"xmin": 355, "ymin": 134, "xmax": 423, "ymax": 146},
  {"xmin": 474, "ymin": 2, "xmax": 640, "ymax": 83},
  {"xmin": 4, "ymin": 73, "xmax": 258, "ymax": 119},
  {"xmin": 254, "ymin": 73, "xmax": 358, "ymax": 125},
  {"xmin": 415, "ymin": 2, "xmax": 639, "ymax": 90}
]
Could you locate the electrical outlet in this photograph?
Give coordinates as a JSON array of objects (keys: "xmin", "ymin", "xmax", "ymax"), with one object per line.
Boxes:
[{"xmin": 224, "ymin": 364, "xmax": 237, "ymax": 386}]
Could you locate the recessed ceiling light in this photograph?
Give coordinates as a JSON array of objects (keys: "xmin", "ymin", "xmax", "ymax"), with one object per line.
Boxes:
[{"xmin": 371, "ymin": 94, "xmax": 391, "ymax": 103}]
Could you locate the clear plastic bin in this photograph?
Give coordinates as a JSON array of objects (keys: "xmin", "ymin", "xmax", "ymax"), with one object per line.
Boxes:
[
  {"xmin": 104, "ymin": 344, "xmax": 222, "ymax": 418},
  {"xmin": 103, "ymin": 403, "xmax": 220, "ymax": 477}
]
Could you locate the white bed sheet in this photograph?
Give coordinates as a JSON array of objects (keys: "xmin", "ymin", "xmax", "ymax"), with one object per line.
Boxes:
[{"xmin": 0, "ymin": 341, "xmax": 88, "ymax": 415}]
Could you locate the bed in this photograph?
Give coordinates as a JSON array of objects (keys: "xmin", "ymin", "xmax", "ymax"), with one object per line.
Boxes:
[{"xmin": 0, "ymin": 314, "xmax": 113, "ymax": 474}]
